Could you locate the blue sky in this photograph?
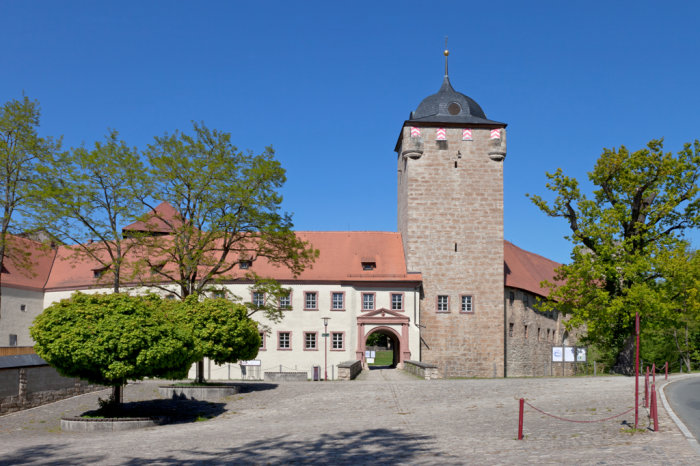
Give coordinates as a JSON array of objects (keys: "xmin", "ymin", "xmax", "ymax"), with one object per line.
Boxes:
[{"xmin": 3, "ymin": 1, "xmax": 699, "ymax": 264}]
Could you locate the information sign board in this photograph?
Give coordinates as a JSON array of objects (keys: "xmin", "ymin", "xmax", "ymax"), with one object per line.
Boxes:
[{"xmin": 552, "ymin": 347, "xmax": 563, "ymax": 362}]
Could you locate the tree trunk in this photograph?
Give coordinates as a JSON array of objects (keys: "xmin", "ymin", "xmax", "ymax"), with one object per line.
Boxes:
[
  {"xmin": 612, "ymin": 334, "xmax": 636, "ymax": 375},
  {"xmin": 110, "ymin": 384, "xmax": 122, "ymax": 410}
]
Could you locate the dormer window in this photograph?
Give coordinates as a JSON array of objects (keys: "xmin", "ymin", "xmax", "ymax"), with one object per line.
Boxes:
[
  {"xmin": 239, "ymin": 260, "xmax": 252, "ymax": 270},
  {"xmin": 361, "ymin": 261, "xmax": 376, "ymax": 271}
]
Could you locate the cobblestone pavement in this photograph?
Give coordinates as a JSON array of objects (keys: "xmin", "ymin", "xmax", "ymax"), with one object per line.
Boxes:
[{"xmin": 0, "ymin": 373, "xmax": 698, "ymax": 464}]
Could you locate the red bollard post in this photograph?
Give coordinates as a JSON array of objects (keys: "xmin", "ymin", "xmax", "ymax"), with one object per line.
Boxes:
[
  {"xmin": 518, "ymin": 398, "xmax": 524, "ymax": 440},
  {"xmin": 644, "ymin": 367, "xmax": 649, "ymax": 408},
  {"xmin": 652, "ymin": 363, "xmax": 656, "ymax": 385},
  {"xmin": 650, "ymin": 384, "xmax": 659, "ymax": 432},
  {"xmin": 635, "ymin": 312, "xmax": 640, "ymax": 429},
  {"xmin": 665, "ymin": 361, "xmax": 668, "ymax": 380}
]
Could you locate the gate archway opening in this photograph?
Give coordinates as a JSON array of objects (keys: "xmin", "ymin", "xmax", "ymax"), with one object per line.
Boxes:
[{"xmin": 364, "ymin": 327, "xmax": 401, "ymax": 368}]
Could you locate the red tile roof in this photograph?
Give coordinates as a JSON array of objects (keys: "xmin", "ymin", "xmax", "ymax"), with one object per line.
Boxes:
[
  {"xmin": 5, "ymin": 225, "xmax": 563, "ymax": 297},
  {"xmin": 44, "ymin": 231, "xmax": 422, "ymax": 290},
  {"xmin": 0, "ymin": 236, "xmax": 57, "ymax": 291},
  {"xmin": 122, "ymin": 201, "xmax": 182, "ymax": 235},
  {"xmin": 504, "ymin": 240, "xmax": 564, "ymax": 298}
]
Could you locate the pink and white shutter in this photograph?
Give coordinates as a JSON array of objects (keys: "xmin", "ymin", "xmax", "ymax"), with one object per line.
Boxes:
[
  {"xmin": 410, "ymin": 127, "xmax": 421, "ymax": 138},
  {"xmin": 436, "ymin": 128, "xmax": 447, "ymax": 140},
  {"xmin": 490, "ymin": 128, "xmax": 501, "ymax": 140},
  {"xmin": 462, "ymin": 129, "xmax": 472, "ymax": 141}
]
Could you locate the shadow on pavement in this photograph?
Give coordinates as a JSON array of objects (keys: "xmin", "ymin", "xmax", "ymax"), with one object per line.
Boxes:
[
  {"xmin": 368, "ymin": 365, "xmax": 395, "ymax": 371},
  {"xmin": 121, "ymin": 428, "xmax": 451, "ymax": 465},
  {"xmin": 81, "ymin": 398, "xmax": 227, "ymax": 424},
  {"xmin": 0, "ymin": 444, "xmax": 107, "ymax": 465}
]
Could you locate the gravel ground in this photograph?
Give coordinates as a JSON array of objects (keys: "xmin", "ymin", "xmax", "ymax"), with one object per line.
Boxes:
[{"xmin": 0, "ymin": 373, "xmax": 698, "ymax": 464}]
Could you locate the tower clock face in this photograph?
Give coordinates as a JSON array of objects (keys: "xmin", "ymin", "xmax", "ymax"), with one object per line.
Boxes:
[{"xmin": 448, "ymin": 102, "xmax": 461, "ymax": 115}]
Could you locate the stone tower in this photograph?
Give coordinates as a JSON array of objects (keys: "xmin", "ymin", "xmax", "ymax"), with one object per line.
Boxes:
[{"xmin": 395, "ymin": 56, "xmax": 507, "ymax": 377}]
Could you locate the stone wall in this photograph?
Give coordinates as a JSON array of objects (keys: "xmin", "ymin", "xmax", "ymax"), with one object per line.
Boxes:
[
  {"xmin": 264, "ymin": 371, "xmax": 308, "ymax": 382},
  {"xmin": 504, "ymin": 287, "xmax": 580, "ymax": 377},
  {"xmin": 398, "ymin": 126, "xmax": 506, "ymax": 377},
  {"xmin": 403, "ymin": 360, "xmax": 440, "ymax": 380},
  {"xmin": 0, "ymin": 359, "xmax": 102, "ymax": 415},
  {"xmin": 337, "ymin": 360, "xmax": 362, "ymax": 380}
]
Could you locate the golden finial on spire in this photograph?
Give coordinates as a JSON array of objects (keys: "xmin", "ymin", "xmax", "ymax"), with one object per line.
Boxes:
[{"xmin": 444, "ymin": 36, "xmax": 449, "ymax": 76}]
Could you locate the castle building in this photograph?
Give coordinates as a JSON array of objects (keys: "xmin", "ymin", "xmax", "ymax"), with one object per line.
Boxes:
[{"xmin": 0, "ymin": 59, "xmax": 574, "ymax": 379}]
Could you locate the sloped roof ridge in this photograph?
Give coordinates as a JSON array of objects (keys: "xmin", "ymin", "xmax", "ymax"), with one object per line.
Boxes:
[{"xmin": 505, "ymin": 240, "xmax": 562, "ymax": 267}]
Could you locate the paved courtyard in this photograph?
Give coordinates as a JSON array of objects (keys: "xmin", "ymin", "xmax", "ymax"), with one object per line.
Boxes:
[{"xmin": 0, "ymin": 372, "xmax": 698, "ymax": 464}]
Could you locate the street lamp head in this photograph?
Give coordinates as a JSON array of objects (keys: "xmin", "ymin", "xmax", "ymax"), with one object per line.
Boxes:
[{"xmin": 322, "ymin": 317, "xmax": 330, "ymax": 327}]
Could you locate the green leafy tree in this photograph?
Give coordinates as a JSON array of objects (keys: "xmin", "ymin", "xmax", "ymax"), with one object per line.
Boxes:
[
  {"xmin": 32, "ymin": 130, "xmax": 145, "ymax": 292},
  {"xmin": 529, "ymin": 139, "xmax": 700, "ymax": 374},
  {"xmin": 641, "ymin": 245, "xmax": 700, "ymax": 371},
  {"xmin": 30, "ymin": 292, "xmax": 197, "ymax": 408},
  {"xmin": 177, "ymin": 295, "xmax": 261, "ymax": 369},
  {"xmin": 130, "ymin": 122, "xmax": 317, "ymax": 382},
  {"xmin": 0, "ymin": 96, "xmax": 60, "ymax": 318}
]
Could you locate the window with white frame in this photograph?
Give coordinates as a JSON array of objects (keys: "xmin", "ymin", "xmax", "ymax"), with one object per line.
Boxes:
[
  {"xmin": 362, "ymin": 293, "xmax": 375, "ymax": 311},
  {"xmin": 279, "ymin": 293, "xmax": 291, "ymax": 309},
  {"xmin": 391, "ymin": 293, "xmax": 403, "ymax": 311},
  {"xmin": 331, "ymin": 332, "xmax": 344, "ymax": 350},
  {"xmin": 304, "ymin": 292, "xmax": 318, "ymax": 310},
  {"xmin": 332, "ymin": 292, "xmax": 344, "ymax": 310},
  {"xmin": 461, "ymin": 295, "xmax": 473, "ymax": 313},
  {"xmin": 437, "ymin": 295, "xmax": 449, "ymax": 312},
  {"xmin": 304, "ymin": 332, "xmax": 317, "ymax": 350},
  {"xmin": 259, "ymin": 332, "xmax": 266, "ymax": 349},
  {"xmin": 252, "ymin": 292, "xmax": 265, "ymax": 307},
  {"xmin": 278, "ymin": 332, "xmax": 291, "ymax": 349}
]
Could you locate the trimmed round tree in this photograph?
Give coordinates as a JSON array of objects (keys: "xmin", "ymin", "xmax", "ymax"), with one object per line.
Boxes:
[
  {"xmin": 30, "ymin": 292, "xmax": 197, "ymax": 407},
  {"xmin": 178, "ymin": 295, "xmax": 261, "ymax": 381}
]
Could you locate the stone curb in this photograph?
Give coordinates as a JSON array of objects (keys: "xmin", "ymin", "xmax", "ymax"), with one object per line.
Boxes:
[{"xmin": 60, "ymin": 416, "xmax": 169, "ymax": 432}]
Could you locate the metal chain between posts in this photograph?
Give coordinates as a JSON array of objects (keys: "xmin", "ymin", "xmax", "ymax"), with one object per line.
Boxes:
[{"xmin": 523, "ymin": 401, "xmax": 635, "ymax": 424}]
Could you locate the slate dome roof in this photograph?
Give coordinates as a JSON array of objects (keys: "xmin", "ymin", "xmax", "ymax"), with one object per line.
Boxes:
[{"xmin": 409, "ymin": 75, "xmax": 504, "ymax": 126}]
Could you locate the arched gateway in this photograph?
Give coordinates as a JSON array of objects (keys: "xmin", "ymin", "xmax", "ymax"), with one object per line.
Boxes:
[{"xmin": 356, "ymin": 308, "xmax": 411, "ymax": 368}]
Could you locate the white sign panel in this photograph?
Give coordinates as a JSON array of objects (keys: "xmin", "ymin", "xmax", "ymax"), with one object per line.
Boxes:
[
  {"xmin": 552, "ymin": 347, "xmax": 563, "ymax": 362},
  {"xmin": 576, "ymin": 348, "xmax": 587, "ymax": 362},
  {"xmin": 564, "ymin": 347, "xmax": 575, "ymax": 362},
  {"xmin": 240, "ymin": 360, "xmax": 261, "ymax": 366}
]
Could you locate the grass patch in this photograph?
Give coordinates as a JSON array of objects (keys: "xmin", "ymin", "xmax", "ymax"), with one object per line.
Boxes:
[{"xmin": 369, "ymin": 350, "xmax": 394, "ymax": 366}]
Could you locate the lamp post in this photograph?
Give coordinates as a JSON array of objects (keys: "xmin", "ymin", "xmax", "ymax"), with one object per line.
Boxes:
[{"xmin": 322, "ymin": 317, "xmax": 330, "ymax": 381}]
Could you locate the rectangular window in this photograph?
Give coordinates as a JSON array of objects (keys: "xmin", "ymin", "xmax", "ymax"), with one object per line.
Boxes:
[
  {"xmin": 524, "ymin": 325, "xmax": 528, "ymax": 339},
  {"xmin": 331, "ymin": 292, "xmax": 345, "ymax": 311},
  {"xmin": 9, "ymin": 334, "xmax": 17, "ymax": 346},
  {"xmin": 437, "ymin": 295, "xmax": 449, "ymax": 312},
  {"xmin": 509, "ymin": 291, "xmax": 515, "ymax": 304},
  {"xmin": 239, "ymin": 260, "xmax": 251, "ymax": 269},
  {"xmin": 259, "ymin": 332, "xmax": 266, "ymax": 350},
  {"xmin": 20, "ymin": 304, "xmax": 26, "ymax": 312},
  {"xmin": 279, "ymin": 293, "xmax": 291, "ymax": 310},
  {"xmin": 460, "ymin": 295, "xmax": 473, "ymax": 313},
  {"xmin": 331, "ymin": 332, "xmax": 344, "ymax": 350},
  {"xmin": 278, "ymin": 332, "xmax": 291, "ymax": 350},
  {"xmin": 391, "ymin": 293, "xmax": 403, "ymax": 311},
  {"xmin": 304, "ymin": 292, "xmax": 318, "ymax": 310},
  {"xmin": 252, "ymin": 292, "xmax": 265, "ymax": 307},
  {"xmin": 212, "ymin": 290, "xmax": 226, "ymax": 299},
  {"xmin": 537, "ymin": 327, "xmax": 541, "ymax": 341},
  {"xmin": 547, "ymin": 329, "xmax": 551, "ymax": 341},
  {"xmin": 523, "ymin": 295, "xmax": 529, "ymax": 308},
  {"xmin": 508, "ymin": 323, "xmax": 514, "ymax": 337},
  {"xmin": 362, "ymin": 293, "xmax": 375, "ymax": 311},
  {"xmin": 304, "ymin": 332, "xmax": 318, "ymax": 350}
]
